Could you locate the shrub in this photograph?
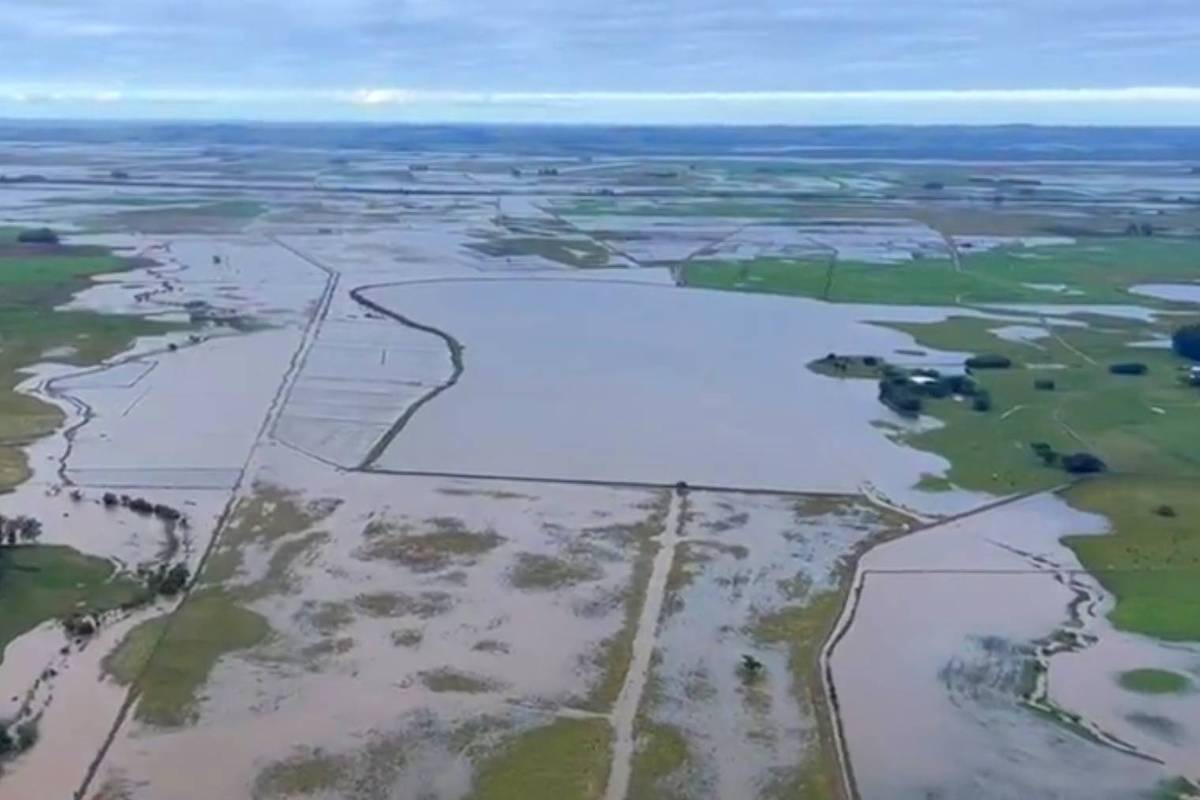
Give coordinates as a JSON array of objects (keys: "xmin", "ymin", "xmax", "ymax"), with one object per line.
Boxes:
[
  {"xmin": 965, "ymin": 353, "xmax": 1012, "ymax": 370},
  {"xmin": 1030, "ymin": 442, "xmax": 1059, "ymax": 465},
  {"xmin": 1154, "ymin": 504, "xmax": 1177, "ymax": 518},
  {"xmin": 156, "ymin": 563, "xmax": 191, "ymax": 596},
  {"xmin": 878, "ymin": 378, "xmax": 923, "ymax": 417},
  {"xmin": 972, "ymin": 391, "xmax": 993, "ymax": 412},
  {"xmin": 16, "ymin": 227, "xmax": 59, "ymax": 245},
  {"xmin": 1172, "ymin": 324, "xmax": 1200, "ymax": 361},
  {"xmin": 862, "ymin": 356, "xmax": 879, "ymax": 367},
  {"xmin": 1034, "ymin": 379, "xmax": 1056, "ymax": 391},
  {"xmin": 1109, "ymin": 362, "xmax": 1148, "ymax": 376},
  {"xmin": 1062, "ymin": 452, "xmax": 1107, "ymax": 474},
  {"xmin": 944, "ymin": 374, "xmax": 978, "ymax": 396}
]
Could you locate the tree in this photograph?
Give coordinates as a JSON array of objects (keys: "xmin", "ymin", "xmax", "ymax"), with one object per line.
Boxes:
[
  {"xmin": 1062, "ymin": 452, "xmax": 1107, "ymax": 474},
  {"xmin": 1172, "ymin": 324, "xmax": 1200, "ymax": 361},
  {"xmin": 1109, "ymin": 362, "xmax": 1148, "ymax": 376},
  {"xmin": 965, "ymin": 354, "xmax": 1013, "ymax": 370},
  {"xmin": 16, "ymin": 516, "xmax": 42, "ymax": 542}
]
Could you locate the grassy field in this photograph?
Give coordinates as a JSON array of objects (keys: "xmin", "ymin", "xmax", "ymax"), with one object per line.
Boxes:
[
  {"xmin": 875, "ymin": 314, "xmax": 1200, "ymax": 493},
  {"xmin": 469, "ymin": 718, "xmax": 612, "ymax": 800},
  {"xmin": 0, "ymin": 237, "xmax": 178, "ymax": 491},
  {"xmin": 1063, "ymin": 477, "xmax": 1200, "ymax": 642},
  {"xmin": 1117, "ymin": 668, "xmax": 1193, "ymax": 695},
  {"xmin": 123, "ymin": 590, "xmax": 271, "ymax": 726},
  {"xmin": 0, "ymin": 545, "xmax": 146, "ymax": 663},
  {"xmin": 682, "ymin": 238, "xmax": 1200, "ymax": 306},
  {"xmin": 795, "ymin": 237, "xmax": 1200, "ymax": 643}
]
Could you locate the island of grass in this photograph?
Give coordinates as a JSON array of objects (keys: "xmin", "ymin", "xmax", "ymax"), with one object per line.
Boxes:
[{"xmin": 1117, "ymin": 668, "xmax": 1193, "ymax": 695}]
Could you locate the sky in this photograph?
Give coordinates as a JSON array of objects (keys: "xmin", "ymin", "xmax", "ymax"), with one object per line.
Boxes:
[{"xmin": 0, "ymin": 0, "xmax": 1198, "ymax": 124}]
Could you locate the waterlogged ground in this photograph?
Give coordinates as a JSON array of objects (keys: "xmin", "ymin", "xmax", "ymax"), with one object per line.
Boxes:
[{"xmin": 0, "ymin": 139, "xmax": 1197, "ymax": 799}]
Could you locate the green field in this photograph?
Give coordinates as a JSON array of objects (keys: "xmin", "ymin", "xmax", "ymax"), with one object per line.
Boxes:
[
  {"xmin": 682, "ymin": 238, "xmax": 1200, "ymax": 306},
  {"xmin": 1064, "ymin": 478, "xmax": 1200, "ymax": 641},
  {"xmin": 790, "ymin": 237, "xmax": 1200, "ymax": 643},
  {"xmin": 121, "ymin": 590, "xmax": 271, "ymax": 727},
  {"xmin": 0, "ymin": 236, "xmax": 179, "ymax": 491},
  {"xmin": 0, "ymin": 545, "xmax": 146, "ymax": 662},
  {"xmin": 1117, "ymin": 668, "xmax": 1193, "ymax": 695}
]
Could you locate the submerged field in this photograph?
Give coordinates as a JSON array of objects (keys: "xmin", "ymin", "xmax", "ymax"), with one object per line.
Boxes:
[{"xmin": 0, "ymin": 143, "xmax": 1197, "ymax": 798}]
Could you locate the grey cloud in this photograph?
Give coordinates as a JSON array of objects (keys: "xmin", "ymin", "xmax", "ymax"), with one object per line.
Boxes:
[{"xmin": 0, "ymin": 0, "xmax": 1195, "ymax": 92}]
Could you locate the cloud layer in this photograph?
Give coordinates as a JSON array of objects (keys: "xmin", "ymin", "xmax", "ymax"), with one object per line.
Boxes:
[{"xmin": 0, "ymin": 0, "xmax": 1197, "ymax": 121}]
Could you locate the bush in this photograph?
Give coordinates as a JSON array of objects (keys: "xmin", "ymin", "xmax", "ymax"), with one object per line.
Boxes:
[
  {"xmin": 16, "ymin": 227, "xmax": 59, "ymax": 245},
  {"xmin": 944, "ymin": 374, "xmax": 978, "ymax": 396},
  {"xmin": 972, "ymin": 391, "xmax": 992, "ymax": 412},
  {"xmin": 878, "ymin": 378, "xmax": 923, "ymax": 417},
  {"xmin": 965, "ymin": 354, "xmax": 1012, "ymax": 370},
  {"xmin": 157, "ymin": 563, "xmax": 191, "ymax": 596},
  {"xmin": 1109, "ymin": 362, "xmax": 1148, "ymax": 376},
  {"xmin": 1154, "ymin": 504, "xmax": 1178, "ymax": 518},
  {"xmin": 1172, "ymin": 324, "xmax": 1200, "ymax": 361},
  {"xmin": 1062, "ymin": 452, "xmax": 1107, "ymax": 474},
  {"xmin": 1030, "ymin": 442, "xmax": 1059, "ymax": 465},
  {"xmin": 1034, "ymin": 379, "xmax": 1056, "ymax": 391}
]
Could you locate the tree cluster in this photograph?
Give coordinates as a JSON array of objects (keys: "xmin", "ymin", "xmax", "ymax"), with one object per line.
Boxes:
[
  {"xmin": 1030, "ymin": 443, "xmax": 1106, "ymax": 474},
  {"xmin": 0, "ymin": 515, "xmax": 42, "ymax": 546}
]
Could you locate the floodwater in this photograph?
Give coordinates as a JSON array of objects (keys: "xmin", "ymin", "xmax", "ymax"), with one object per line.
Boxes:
[
  {"xmin": 367, "ymin": 278, "xmax": 976, "ymax": 499},
  {"xmin": 1130, "ymin": 283, "xmax": 1200, "ymax": 304},
  {"xmin": 832, "ymin": 492, "xmax": 1199, "ymax": 797},
  {"xmin": 632, "ymin": 491, "xmax": 904, "ymax": 798}
]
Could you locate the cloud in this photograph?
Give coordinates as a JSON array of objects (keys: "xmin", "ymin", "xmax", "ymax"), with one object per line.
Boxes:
[{"xmin": 0, "ymin": 0, "xmax": 1196, "ymax": 120}]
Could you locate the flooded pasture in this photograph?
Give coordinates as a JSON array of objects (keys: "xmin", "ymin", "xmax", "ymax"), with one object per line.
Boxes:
[{"xmin": 0, "ymin": 138, "xmax": 1197, "ymax": 799}]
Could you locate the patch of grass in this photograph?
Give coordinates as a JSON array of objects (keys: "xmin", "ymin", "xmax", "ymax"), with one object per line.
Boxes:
[
  {"xmin": 102, "ymin": 614, "xmax": 169, "ymax": 685},
  {"xmin": 391, "ymin": 628, "xmax": 424, "ymax": 648},
  {"xmin": 353, "ymin": 590, "xmax": 454, "ymax": 619},
  {"xmin": 357, "ymin": 516, "xmax": 504, "ymax": 573},
  {"xmin": 132, "ymin": 589, "xmax": 271, "ymax": 727},
  {"xmin": 296, "ymin": 600, "xmax": 354, "ymax": 634},
  {"xmin": 0, "ymin": 545, "xmax": 146, "ymax": 662},
  {"xmin": 1064, "ymin": 477, "xmax": 1200, "ymax": 642},
  {"xmin": 682, "ymin": 258, "xmax": 834, "ymax": 298},
  {"xmin": 420, "ymin": 667, "xmax": 499, "ymax": 694},
  {"xmin": 749, "ymin": 591, "xmax": 849, "ymax": 800},
  {"xmin": 508, "ymin": 552, "xmax": 602, "ymax": 591},
  {"xmin": 253, "ymin": 747, "xmax": 350, "ymax": 798},
  {"xmin": 241, "ymin": 530, "xmax": 330, "ymax": 600},
  {"xmin": 628, "ymin": 722, "xmax": 689, "ymax": 800},
  {"xmin": 202, "ymin": 485, "xmax": 340, "ymax": 585},
  {"xmin": 467, "ymin": 717, "xmax": 612, "ymax": 800},
  {"xmin": 253, "ymin": 732, "xmax": 410, "ymax": 800},
  {"xmin": 1117, "ymin": 668, "xmax": 1192, "ymax": 695}
]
